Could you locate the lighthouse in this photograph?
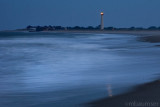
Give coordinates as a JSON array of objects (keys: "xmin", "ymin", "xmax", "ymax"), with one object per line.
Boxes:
[{"xmin": 100, "ymin": 12, "xmax": 104, "ymax": 30}]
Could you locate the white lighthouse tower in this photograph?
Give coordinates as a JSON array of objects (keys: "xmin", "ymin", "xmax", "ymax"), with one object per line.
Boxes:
[{"xmin": 100, "ymin": 12, "xmax": 104, "ymax": 30}]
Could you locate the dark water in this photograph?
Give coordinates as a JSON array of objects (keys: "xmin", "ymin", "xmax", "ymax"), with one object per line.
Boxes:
[{"xmin": 0, "ymin": 32, "xmax": 160, "ymax": 107}]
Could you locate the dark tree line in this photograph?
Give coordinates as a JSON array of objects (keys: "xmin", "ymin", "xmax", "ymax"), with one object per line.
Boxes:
[
  {"xmin": 26, "ymin": 25, "xmax": 160, "ymax": 32},
  {"xmin": 26, "ymin": 25, "xmax": 65, "ymax": 31}
]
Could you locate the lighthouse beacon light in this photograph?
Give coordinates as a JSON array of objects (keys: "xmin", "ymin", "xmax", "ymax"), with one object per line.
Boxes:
[{"xmin": 101, "ymin": 12, "xmax": 104, "ymax": 15}]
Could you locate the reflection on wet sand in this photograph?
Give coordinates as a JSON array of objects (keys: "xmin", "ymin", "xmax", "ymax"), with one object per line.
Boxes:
[{"xmin": 107, "ymin": 84, "xmax": 113, "ymax": 97}]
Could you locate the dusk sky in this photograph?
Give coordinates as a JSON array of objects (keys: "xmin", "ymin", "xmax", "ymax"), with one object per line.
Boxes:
[{"xmin": 0, "ymin": 0, "xmax": 160, "ymax": 30}]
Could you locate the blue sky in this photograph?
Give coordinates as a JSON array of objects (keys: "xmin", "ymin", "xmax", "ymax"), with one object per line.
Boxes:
[{"xmin": 0, "ymin": 0, "xmax": 160, "ymax": 30}]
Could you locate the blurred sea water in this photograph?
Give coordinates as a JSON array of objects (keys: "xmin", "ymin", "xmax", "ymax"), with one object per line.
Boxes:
[{"xmin": 0, "ymin": 32, "xmax": 160, "ymax": 107}]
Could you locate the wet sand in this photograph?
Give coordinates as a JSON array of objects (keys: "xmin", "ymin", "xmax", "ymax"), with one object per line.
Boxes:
[{"xmin": 89, "ymin": 80, "xmax": 160, "ymax": 107}]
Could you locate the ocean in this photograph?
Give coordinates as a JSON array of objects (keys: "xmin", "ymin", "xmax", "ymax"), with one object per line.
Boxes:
[{"xmin": 0, "ymin": 32, "xmax": 160, "ymax": 107}]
